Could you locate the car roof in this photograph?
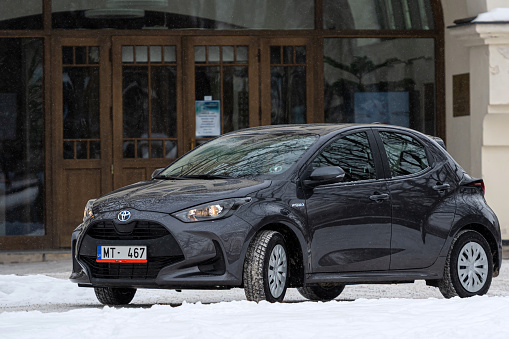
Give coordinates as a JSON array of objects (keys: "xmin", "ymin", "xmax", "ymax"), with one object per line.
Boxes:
[
  {"xmin": 228, "ymin": 124, "xmax": 363, "ymax": 136},
  {"xmin": 227, "ymin": 123, "xmax": 433, "ymax": 138}
]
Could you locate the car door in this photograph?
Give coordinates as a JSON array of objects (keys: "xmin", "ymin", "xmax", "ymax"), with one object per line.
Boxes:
[
  {"xmin": 373, "ymin": 129, "xmax": 457, "ymax": 270},
  {"xmin": 306, "ymin": 129, "xmax": 392, "ymax": 273}
]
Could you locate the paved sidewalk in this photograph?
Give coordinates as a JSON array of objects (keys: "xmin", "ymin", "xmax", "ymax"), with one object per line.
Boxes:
[
  {"xmin": 0, "ymin": 250, "xmax": 71, "ymax": 265},
  {"xmin": 0, "ymin": 259, "xmax": 72, "ymax": 278}
]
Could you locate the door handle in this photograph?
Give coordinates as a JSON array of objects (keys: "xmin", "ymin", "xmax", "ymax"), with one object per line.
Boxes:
[
  {"xmin": 433, "ymin": 183, "xmax": 450, "ymax": 192},
  {"xmin": 369, "ymin": 193, "xmax": 389, "ymax": 202}
]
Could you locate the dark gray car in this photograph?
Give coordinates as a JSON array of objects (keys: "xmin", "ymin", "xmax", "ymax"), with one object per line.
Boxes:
[{"xmin": 70, "ymin": 124, "xmax": 502, "ymax": 305}]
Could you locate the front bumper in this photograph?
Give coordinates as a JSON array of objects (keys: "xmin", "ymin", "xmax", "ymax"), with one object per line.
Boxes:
[{"xmin": 70, "ymin": 209, "xmax": 253, "ymax": 289}]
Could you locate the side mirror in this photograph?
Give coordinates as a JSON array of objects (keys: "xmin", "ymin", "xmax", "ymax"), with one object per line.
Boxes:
[
  {"xmin": 151, "ymin": 168, "xmax": 165, "ymax": 179},
  {"xmin": 304, "ymin": 166, "xmax": 345, "ymax": 187}
]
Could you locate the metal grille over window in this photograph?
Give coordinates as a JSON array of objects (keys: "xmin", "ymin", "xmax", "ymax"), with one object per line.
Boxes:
[
  {"xmin": 270, "ymin": 45, "xmax": 307, "ymax": 125},
  {"xmin": 62, "ymin": 46, "xmax": 101, "ymax": 160},
  {"xmin": 122, "ymin": 45, "xmax": 178, "ymax": 159}
]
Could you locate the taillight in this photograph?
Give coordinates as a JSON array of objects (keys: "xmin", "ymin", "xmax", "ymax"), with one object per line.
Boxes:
[{"xmin": 468, "ymin": 181, "xmax": 485, "ymax": 193}]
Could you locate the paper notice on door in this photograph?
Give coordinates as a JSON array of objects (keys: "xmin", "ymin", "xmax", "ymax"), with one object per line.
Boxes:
[{"xmin": 195, "ymin": 100, "xmax": 221, "ymax": 138}]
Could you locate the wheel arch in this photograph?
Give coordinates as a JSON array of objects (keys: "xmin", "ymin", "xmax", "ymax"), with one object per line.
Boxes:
[
  {"xmin": 454, "ymin": 224, "xmax": 501, "ymax": 276},
  {"xmin": 245, "ymin": 222, "xmax": 306, "ymax": 288}
]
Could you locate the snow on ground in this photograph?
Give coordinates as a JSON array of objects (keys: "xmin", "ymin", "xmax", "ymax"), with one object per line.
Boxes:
[
  {"xmin": 1, "ymin": 260, "xmax": 509, "ymax": 338},
  {"xmin": 474, "ymin": 8, "xmax": 509, "ymax": 22},
  {"xmin": 2, "ymin": 296, "xmax": 509, "ymax": 339}
]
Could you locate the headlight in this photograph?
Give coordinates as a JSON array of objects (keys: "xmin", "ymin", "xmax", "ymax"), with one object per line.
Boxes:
[
  {"xmin": 83, "ymin": 199, "xmax": 96, "ymax": 222},
  {"xmin": 172, "ymin": 198, "xmax": 251, "ymax": 223}
]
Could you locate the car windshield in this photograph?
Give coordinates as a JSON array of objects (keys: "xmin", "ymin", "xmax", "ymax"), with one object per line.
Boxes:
[{"xmin": 160, "ymin": 133, "xmax": 318, "ymax": 179}]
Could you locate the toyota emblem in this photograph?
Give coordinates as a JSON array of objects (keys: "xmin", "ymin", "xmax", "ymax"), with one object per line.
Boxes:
[{"xmin": 118, "ymin": 210, "xmax": 131, "ymax": 222}]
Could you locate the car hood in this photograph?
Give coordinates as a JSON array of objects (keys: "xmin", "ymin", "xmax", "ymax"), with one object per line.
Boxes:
[{"xmin": 92, "ymin": 178, "xmax": 270, "ymax": 214}]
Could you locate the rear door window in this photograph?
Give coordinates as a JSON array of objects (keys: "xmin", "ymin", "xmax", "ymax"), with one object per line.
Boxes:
[{"xmin": 379, "ymin": 131, "xmax": 429, "ymax": 177}]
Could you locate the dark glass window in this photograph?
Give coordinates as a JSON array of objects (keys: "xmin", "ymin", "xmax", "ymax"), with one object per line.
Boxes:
[
  {"xmin": 194, "ymin": 45, "xmax": 249, "ymax": 142},
  {"xmin": 270, "ymin": 45, "xmax": 307, "ymax": 125},
  {"xmin": 323, "ymin": 0, "xmax": 434, "ymax": 30},
  {"xmin": 312, "ymin": 132, "xmax": 376, "ymax": 182},
  {"xmin": 0, "ymin": 1, "xmax": 43, "ymax": 30},
  {"xmin": 0, "ymin": 38, "xmax": 44, "ymax": 236},
  {"xmin": 324, "ymin": 38, "xmax": 436, "ymax": 135},
  {"xmin": 62, "ymin": 46, "xmax": 101, "ymax": 160},
  {"xmin": 122, "ymin": 45, "xmax": 178, "ymax": 159},
  {"xmin": 379, "ymin": 131, "xmax": 429, "ymax": 177},
  {"xmin": 52, "ymin": 0, "xmax": 314, "ymax": 30}
]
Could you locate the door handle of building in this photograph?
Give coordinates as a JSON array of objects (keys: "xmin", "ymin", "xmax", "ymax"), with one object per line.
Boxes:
[
  {"xmin": 369, "ymin": 193, "xmax": 389, "ymax": 202},
  {"xmin": 433, "ymin": 183, "xmax": 450, "ymax": 191},
  {"xmin": 190, "ymin": 138, "xmax": 196, "ymax": 149}
]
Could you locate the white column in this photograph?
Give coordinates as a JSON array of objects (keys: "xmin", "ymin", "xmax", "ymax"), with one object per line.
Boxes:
[{"xmin": 451, "ymin": 24, "xmax": 509, "ymax": 239}]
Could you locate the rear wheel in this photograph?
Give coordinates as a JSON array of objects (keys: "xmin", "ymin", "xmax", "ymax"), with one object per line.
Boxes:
[
  {"xmin": 94, "ymin": 287, "xmax": 137, "ymax": 305},
  {"xmin": 439, "ymin": 230, "xmax": 493, "ymax": 298},
  {"xmin": 243, "ymin": 230, "xmax": 288, "ymax": 303},
  {"xmin": 298, "ymin": 283, "xmax": 345, "ymax": 301}
]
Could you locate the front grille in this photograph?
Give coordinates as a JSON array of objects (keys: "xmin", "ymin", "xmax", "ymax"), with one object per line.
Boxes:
[
  {"xmin": 81, "ymin": 255, "xmax": 184, "ymax": 279},
  {"xmin": 87, "ymin": 221, "xmax": 169, "ymax": 240}
]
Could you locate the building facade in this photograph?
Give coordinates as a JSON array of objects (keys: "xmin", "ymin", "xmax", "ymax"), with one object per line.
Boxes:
[{"xmin": 0, "ymin": 0, "xmax": 506, "ymax": 250}]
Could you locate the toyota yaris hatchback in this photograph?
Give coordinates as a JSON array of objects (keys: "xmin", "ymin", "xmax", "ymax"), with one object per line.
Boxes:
[{"xmin": 70, "ymin": 124, "xmax": 502, "ymax": 305}]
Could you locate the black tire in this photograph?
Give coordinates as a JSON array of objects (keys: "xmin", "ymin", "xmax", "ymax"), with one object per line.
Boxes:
[
  {"xmin": 94, "ymin": 287, "xmax": 137, "ymax": 305},
  {"xmin": 439, "ymin": 230, "xmax": 493, "ymax": 298},
  {"xmin": 243, "ymin": 230, "xmax": 288, "ymax": 303},
  {"xmin": 297, "ymin": 283, "xmax": 345, "ymax": 301}
]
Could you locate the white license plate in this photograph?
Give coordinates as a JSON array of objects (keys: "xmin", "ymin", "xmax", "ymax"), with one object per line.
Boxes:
[{"xmin": 96, "ymin": 246, "xmax": 147, "ymax": 263}]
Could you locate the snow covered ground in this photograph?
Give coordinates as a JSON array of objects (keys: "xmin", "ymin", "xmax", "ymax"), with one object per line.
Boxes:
[{"xmin": 1, "ymin": 260, "xmax": 509, "ymax": 338}]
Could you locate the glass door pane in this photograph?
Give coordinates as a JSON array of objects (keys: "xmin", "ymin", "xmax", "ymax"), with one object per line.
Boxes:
[
  {"xmin": 269, "ymin": 45, "xmax": 307, "ymax": 125},
  {"xmin": 121, "ymin": 44, "xmax": 178, "ymax": 159},
  {"xmin": 191, "ymin": 41, "xmax": 253, "ymax": 147},
  {"xmin": 62, "ymin": 46, "xmax": 101, "ymax": 160},
  {"xmin": 261, "ymin": 38, "xmax": 314, "ymax": 126}
]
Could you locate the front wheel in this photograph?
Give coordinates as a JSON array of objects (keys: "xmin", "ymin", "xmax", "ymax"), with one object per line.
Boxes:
[
  {"xmin": 94, "ymin": 287, "xmax": 137, "ymax": 305},
  {"xmin": 439, "ymin": 230, "xmax": 493, "ymax": 298},
  {"xmin": 243, "ymin": 230, "xmax": 288, "ymax": 303}
]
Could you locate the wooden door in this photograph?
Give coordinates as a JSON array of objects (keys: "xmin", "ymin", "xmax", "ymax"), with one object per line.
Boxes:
[
  {"xmin": 184, "ymin": 37, "xmax": 259, "ymax": 148},
  {"xmin": 260, "ymin": 38, "xmax": 317, "ymax": 126},
  {"xmin": 53, "ymin": 37, "xmax": 112, "ymax": 247},
  {"xmin": 111, "ymin": 37, "xmax": 183, "ymax": 189}
]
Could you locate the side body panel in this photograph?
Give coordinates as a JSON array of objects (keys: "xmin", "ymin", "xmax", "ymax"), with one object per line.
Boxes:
[
  {"xmin": 372, "ymin": 129, "xmax": 457, "ymax": 270},
  {"xmin": 306, "ymin": 180, "xmax": 392, "ymax": 272}
]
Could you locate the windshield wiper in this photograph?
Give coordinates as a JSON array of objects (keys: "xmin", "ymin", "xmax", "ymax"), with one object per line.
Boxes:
[
  {"xmin": 153, "ymin": 175, "xmax": 187, "ymax": 180},
  {"xmin": 179, "ymin": 174, "xmax": 233, "ymax": 180}
]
